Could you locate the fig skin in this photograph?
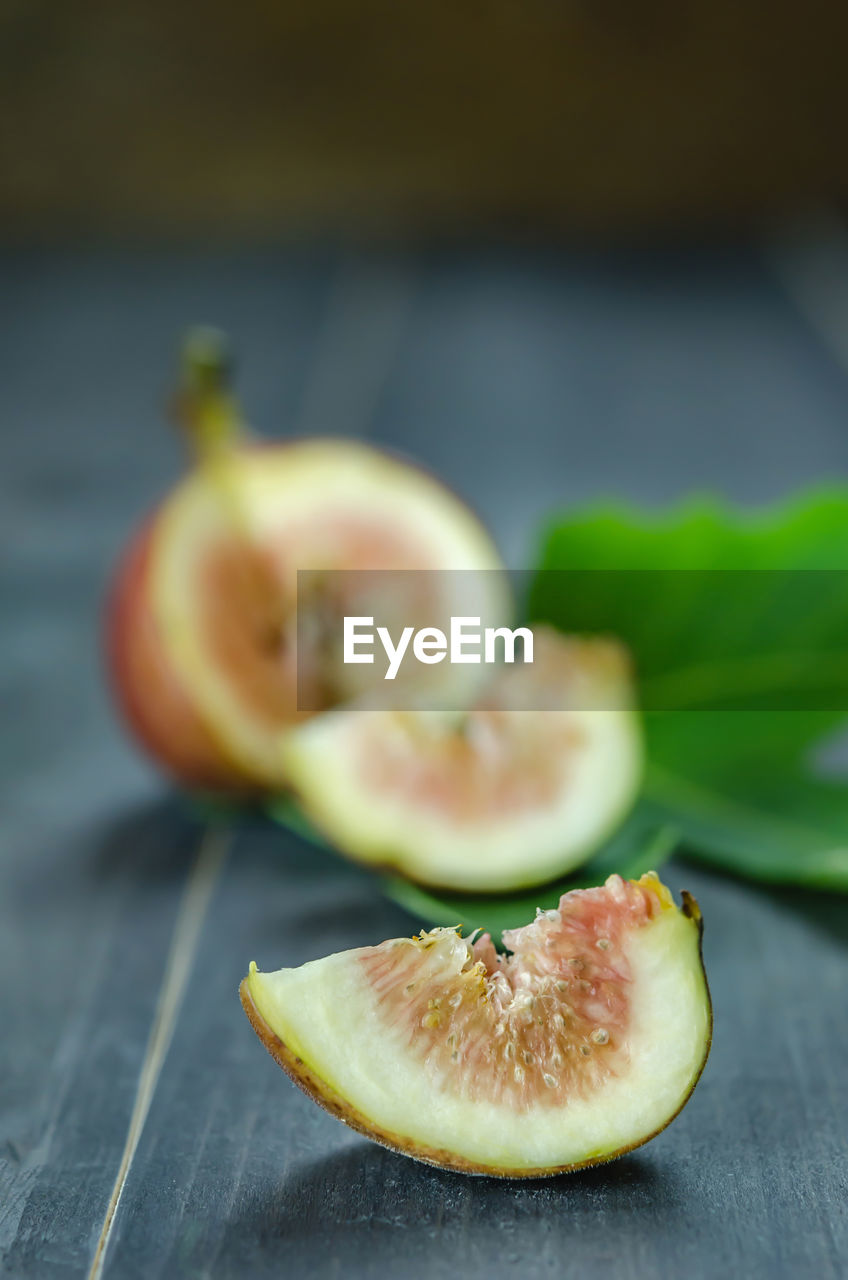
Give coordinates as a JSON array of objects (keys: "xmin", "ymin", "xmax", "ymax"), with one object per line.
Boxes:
[
  {"xmin": 239, "ymin": 890, "xmax": 712, "ymax": 1179},
  {"xmin": 106, "ymin": 514, "xmax": 256, "ymax": 792}
]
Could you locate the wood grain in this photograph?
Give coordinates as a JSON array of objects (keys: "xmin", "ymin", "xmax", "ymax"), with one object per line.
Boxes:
[{"xmin": 1, "ymin": 238, "xmax": 847, "ymax": 1277}]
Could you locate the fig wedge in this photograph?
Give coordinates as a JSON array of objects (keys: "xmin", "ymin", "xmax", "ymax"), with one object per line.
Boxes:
[{"xmin": 241, "ymin": 872, "xmax": 711, "ymax": 1177}]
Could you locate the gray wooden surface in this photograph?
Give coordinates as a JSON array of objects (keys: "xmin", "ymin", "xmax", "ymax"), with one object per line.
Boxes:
[{"xmin": 2, "ymin": 237, "xmax": 847, "ymax": 1279}]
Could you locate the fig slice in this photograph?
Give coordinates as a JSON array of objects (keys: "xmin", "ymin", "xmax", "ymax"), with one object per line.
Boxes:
[
  {"xmin": 281, "ymin": 627, "xmax": 643, "ymax": 891},
  {"xmin": 241, "ymin": 872, "xmax": 711, "ymax": 1177}
]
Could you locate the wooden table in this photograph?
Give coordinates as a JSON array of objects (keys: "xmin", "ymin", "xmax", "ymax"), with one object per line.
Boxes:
[{"xmin": 2, "ymin": 235, "xmax": 847, "ymax": 1278}]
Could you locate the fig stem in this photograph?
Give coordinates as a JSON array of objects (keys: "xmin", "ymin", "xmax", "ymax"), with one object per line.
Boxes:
[
  {"xmin": 174, "ymin": 326, "xmax": 245, "ymax": 461},
  {"xmin": 172, "ymin": 327, "xmax": 259, "ymax": 543}
]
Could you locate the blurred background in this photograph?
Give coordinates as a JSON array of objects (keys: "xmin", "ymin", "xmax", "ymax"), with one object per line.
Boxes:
[
  {"xmin": 3, "ymin": 7, "xmax": 848, "ymax": 1277},
  {"xmin": 5, "ymin": 0, "xmax": 848, "ymax": 823},
  {"xmin": 3, "ymin": 1, "xmax": 848, "ymax": 238}
]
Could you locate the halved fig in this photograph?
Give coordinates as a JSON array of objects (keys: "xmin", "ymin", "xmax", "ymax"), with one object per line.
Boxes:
[
  {"xmin": 241, "ymin": 872, "xmax": 711, "ymax": 1177},
  {"xmin": 109, "ymin": 438, "xmax": 506, "ymax": 789},
  {"xmin": 281, "ymin": 627, "xmax": 643, "ymax": 891}
]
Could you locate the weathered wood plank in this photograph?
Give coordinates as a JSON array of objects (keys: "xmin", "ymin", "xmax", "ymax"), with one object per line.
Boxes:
[
  {"xmin": 2, "ymin": 241, "xmax": 848, "ymax": 1278},
  {"xmin": 0, "ymin": 247, "xmax": 337, "ymax": 1278},
  {"xmin": 99, "ymin": 830, "xmax": 848, "ymax": 1280},
  {"xmin": 0, "ymin": 801, "xmax": 206, "ymax": 1278}
]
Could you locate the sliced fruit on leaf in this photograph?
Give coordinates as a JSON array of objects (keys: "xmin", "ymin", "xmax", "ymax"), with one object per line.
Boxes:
[
  {"xmin": 281, "ymin": 628, "xmax": 643, "ymax": 892},
  {"xmin": 241, "ymin": 872, "xmax": 711, "ymax": 1177}
]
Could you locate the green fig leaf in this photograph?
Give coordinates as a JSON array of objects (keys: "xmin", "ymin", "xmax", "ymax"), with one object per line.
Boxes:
[{"xmin": 529, "ymin": 489, "xmax": 848, "ymax": 891}]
